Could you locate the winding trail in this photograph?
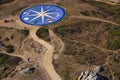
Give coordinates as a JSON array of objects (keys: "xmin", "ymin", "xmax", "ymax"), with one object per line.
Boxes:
[
  {"xmin": 62, "ymin": 38, "xmax": 112, "ymax": 54},
  {"xmin": 49, "ymin": 29, "xmax": 65, "ymax": 55},
  {"xmin": 70, "ymin": 15, "xmax": 120, "ymax": 26},
  {"xmin": 95, "ymin": 0, "xmax": 120, "ymax": 5},
  {"xmin": 0, "ymin": 52, "xmax": 24, "ymax": 60},
  {"xmin": 29, "ymin": 27, "xmax": 62, "ymax": 80}
]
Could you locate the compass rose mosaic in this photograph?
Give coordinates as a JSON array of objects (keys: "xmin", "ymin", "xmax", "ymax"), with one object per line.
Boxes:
[{"xmin": 19, "ymin": 4, "xmax": 66, "ymax": 26}]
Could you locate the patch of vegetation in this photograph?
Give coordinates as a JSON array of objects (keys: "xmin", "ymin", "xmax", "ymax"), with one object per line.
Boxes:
[
  {"xmin": 115, "ymin": 17, "xmax": 120, "ymax": 24},
  {"xmin": 111, "ymin": 25, "xmax": 120, "ymax": 30},
  {"xmin": 0, "ymin": 0, "xmax": 14, "ymax": 5},
  {"xmin": 5, "ymin": 45, "xmax": 15, "ymax": 53},
  {"xmin": 36, "ymin": 28, "xmax": 50, "ymax": 42},
  {"xmin": 20, "ymin": 29, "xmax": 29, "ymax": 37},
  {"xmin": 81, "ymin": 0, "xmax": 120, "ymax": 20},
  {"xmin": 108, "ymin": 30, "xmax": 120, "ymax": 37},
  {"xmin": 0, "ymin": 54, "xmax": 8, "ymax": 66},
  {"xmin": 107, "ymin": 39, "xmax": 120, "ymax": 50},
  {"xmin": 4, "ymin": 38, "xmax": 10, "ymax": 41},
  {"xmin": 63, "ymin": 68, "xmax": 71, "ymax": 80},
  {"xmin": 0, "ymin": 53, "xmax": 22, "ymax": 79},
  {"xmin": 106, "ymin": 26, "xmax": 120, "ymax": 50}
]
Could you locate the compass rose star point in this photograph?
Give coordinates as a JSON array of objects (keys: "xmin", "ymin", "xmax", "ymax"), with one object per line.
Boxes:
[{"xmin": 24, "ymin": 6, "xmax": 61, "ymax": 24}]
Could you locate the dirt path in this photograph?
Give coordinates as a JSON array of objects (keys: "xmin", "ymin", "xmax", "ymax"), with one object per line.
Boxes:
[
  {"xmin": 62, "ymin": 38, "xmax": 120, "ymax": 54},
  {"xmin": 95, "ymin": 0, "xmax": 120, "ymax": 5},
  {"xmin": 30, "ymin": 27, "xmax": 62, "ymax": 80},
  {"xmin": 70, "ymin": 15, "xmax": 120, "ymax": 26},
  {"xmin": 0, "ymin": 52, "xmax": 24, "ymax": 60},
  {"xmin": 49, "ymin": 29, "xmax": 64, "ymax": 56}
]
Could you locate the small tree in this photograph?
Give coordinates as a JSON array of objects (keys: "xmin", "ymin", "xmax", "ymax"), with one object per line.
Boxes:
[
  {"xmin": 21, "ymin": 29, "xmax": 29, "ymax": 36},
  {"xmin": 5, "ymin": 45, "xmax": 14, "ymax": 53}
]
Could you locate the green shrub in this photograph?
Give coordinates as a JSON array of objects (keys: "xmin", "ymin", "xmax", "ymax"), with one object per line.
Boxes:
[
  {"xmin": 111, "ymin": 25, "xmax": 120, "ymax": 30},
  {"xmin": 63, "ymin": 68, "xmax": 71, "ymax": 80},
  {"xmin": 5, "ymin": 48, "xmax": 14, "ymax": 53},
  {"xmin": 108, "ymin": 30, "xmax": 120, "ymax": 37},
  {"xmin": 0, "ymin": 54, "xmax": 8, "ymax": 66},
  {"xmin": 5, "ymin": 45, "xmax": 14, "ymax": 53},
  {"xmin": 116, "ymin": 18, "xmax": 120, "ymax": 23},
  {"xmin": 6, "ymin": 57, "xmax": 21, "ymax": 65},
  {"xmin": 36, "ymin": 28, "xmax": 50, "ymax": 41},
  {"xmin": 106, "ymin": 26, "xmax": 120, "ymax": 50},
  {"xmin": 106, "ymin": 39, "xmax": 120, "ymax": 50},
  {"xmin": 5, "ymin": 45, "xmax": 14, "ymax": 48},
  {"xmin": 0, "ymin": 0, "xmax": 14, "ymax": 4},
  {"xmin": 21, "ymin": 29, "xmax": 29, "ymax": 36}
]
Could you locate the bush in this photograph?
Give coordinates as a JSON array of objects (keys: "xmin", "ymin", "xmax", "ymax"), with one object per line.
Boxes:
[
  {"xmin": 0, "ymin": 54, "xmax": 8, "ymax": 66},
  {"xmin": 116, "ymin": 18, "xmax": 120, "ymax": 23},
  {"xmin": 106, "ymin": 26, "xmax": 120, "ymax": 50},
  {"xmin": 5, "ymin": 45, "xmax": 14, "ymax": 53},
  {"xmin": 63, "ymin": 68, "xmax": 71, "ymax": 80},
  {"xmin": 5, "ymin": 45, "xmax": 14, "ymax": 48},
  {"xmin": 21, "ymin": 29, "xmax": 29, "ymax": 36},
  {"xmin": 0, "ymin": 0, "xmax": 14, "ymax": 4},
  {"xmin": 111, "ymin": 25, "xmax": 120, "ymax": 30},
  {"xmin": 5, "ymin": 48, "xmax": 14, "ymax": 53},
  {"xmin": 6, "ymin": 57, "xmax": 21, "ymax": 65},
  {"xmin": 63, "ymin": 67, "xmax": 72, "ymax": 80},
  {"xmin": 36, "ymin": 28, "xmax": 50, "ymax": 41},
  {"xmin": 108, "ymin": 30, "xmax": 120, "ymax": 37},
  {"xmin": 107, "ymin": 39, "xmax": 120, "ymax": 50}
]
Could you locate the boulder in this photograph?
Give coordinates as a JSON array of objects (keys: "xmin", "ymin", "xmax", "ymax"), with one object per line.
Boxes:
[
  {"xmin": 24, "ymin": 67, "xmax": 36, "ymax": 74},
  {"xmin": 78, "ymin": 66, "xmax": 107, "ymax": 80}
]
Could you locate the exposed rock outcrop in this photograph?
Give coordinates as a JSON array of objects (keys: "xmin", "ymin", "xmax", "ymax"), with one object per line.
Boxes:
[
  {"xmin": 24, "ymin": 67, "xmax": 36, "ymax": 74},
  {"xmin": 78, "ymin": 66, "xmax": 108, "ymax": 80}
]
